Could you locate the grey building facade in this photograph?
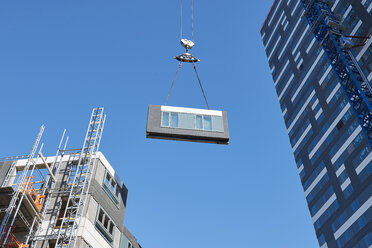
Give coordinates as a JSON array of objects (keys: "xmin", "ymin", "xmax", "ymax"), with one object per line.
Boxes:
[
  {"xmin": 260, "ymin": 0, "xmax": 372, "ymax": 247},
  {"xmin": 0, "ymin": 153, "xmax": 141, "ymax": 248}
]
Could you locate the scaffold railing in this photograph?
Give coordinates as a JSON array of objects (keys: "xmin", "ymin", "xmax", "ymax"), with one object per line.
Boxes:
[{"xmin": 0, "ymin": 155, "xmax": 29, "ymax": 162}]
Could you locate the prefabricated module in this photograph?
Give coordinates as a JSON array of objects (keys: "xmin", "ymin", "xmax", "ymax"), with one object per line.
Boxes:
[
  {"xmin": 146, "ymin": 0, "xmax": 230, "ymax": 144},
  {"xmin": 146, "ymin": 105, "xmax": 229, "ymax": 144}
]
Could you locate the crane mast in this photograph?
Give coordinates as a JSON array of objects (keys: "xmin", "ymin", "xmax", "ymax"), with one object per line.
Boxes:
[{"xmin": 300, "ymin": 0, "xmax": 372, "ymax": 145}]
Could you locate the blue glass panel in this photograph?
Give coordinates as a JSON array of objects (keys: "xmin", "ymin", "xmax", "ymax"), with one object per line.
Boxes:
[
  {"xmin": 162, "ymin": 112, "xmax": 169, "ymax": 127},
  {"xmin": 314, "ymin": 200, "xmax": 339, "ymax": 230},
  {"xmin": 359, "ymin": 163, "xmax": 372, "ymax": 183},
  {"xmin": 196, "ymin": 115, "xmax": 202, "ymax": 129},
  {"xmin": 344, "ymin": 184, "xmax": 354, "ymax": 198},
  {"xmin": 338, "ymin": 171, "xmax": 348, "ymax": 184},
  {"xmin": 354, "ymin": 232, "xmax": 372, "ymax": 248},
  {"xmin": 178, "ymin": 113, "xmax": 196, "ymax": 129},
  {"xmin": 204, "ymin": 116, "xmax": 212, "ymax": 131},
  {"xmin": 311, "ymin": 186, "xmax": 334, "ymax": 215},
  {"xmin": 307, "ymin": 174, "xmax": 329, "ymax": 203},
  {"xmin": 211, "ymin": 116, "xmax": 224, "ymax": 132},
  {"xmin": 318, "ymin": 234, "xmax": 325, "ymax": 246},
  {"xmin": 170, "ymin": 112, "xmax": 178, "ymax": 128}
]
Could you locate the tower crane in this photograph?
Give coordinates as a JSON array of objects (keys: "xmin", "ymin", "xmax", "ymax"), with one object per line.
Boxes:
[{"xmin": 300, "ymin": 0, "xmax": 372, "ymax": 145}]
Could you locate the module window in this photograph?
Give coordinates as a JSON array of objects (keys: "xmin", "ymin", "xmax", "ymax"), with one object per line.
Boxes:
[
  {"xmin": 103, "ymin": 170, "xmax": 120, "ymax": 206},
  {"xmin": 95, "ymin": 206, "xmax": 115, "ymax": 245},
  {"xmin": 161, "ymin": 111, "xmax": 223, "ymax": 132}
]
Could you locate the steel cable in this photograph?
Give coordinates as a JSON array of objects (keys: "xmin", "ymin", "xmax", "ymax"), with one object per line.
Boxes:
[
  {"xmin": 193, "ymin": 62, "xmax": 210, "ymax": 109},
  {"xmin": 165, "ymin": 62, "xmax": 183, "ymax": 105}
]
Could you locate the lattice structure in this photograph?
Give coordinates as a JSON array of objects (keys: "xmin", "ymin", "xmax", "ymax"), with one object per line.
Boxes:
[
  {"xmin": 55, "ymin": 108, "xmax": 106, "ymax": 248},
  {"xmin": 300, "ymin": 0, "xmax": 372, "ymax": 144},
  {"xmin": 0, "ymin": 126, "xmax": 45, "ymax": 247},
  {"xmin": 28, "ymin": 131, "xmax": 69, "ymax": 246}
]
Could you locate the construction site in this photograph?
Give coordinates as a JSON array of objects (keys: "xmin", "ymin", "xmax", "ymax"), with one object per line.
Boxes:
[
  {"xmin": 2, "ymin": 0, "xmax": 371, "ymax": 247},
  {"xmin": 0, "ymin": 108, "xmax": 141, "ymax": 248}
]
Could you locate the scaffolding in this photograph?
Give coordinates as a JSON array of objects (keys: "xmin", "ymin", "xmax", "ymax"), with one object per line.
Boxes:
[
  {"xmin": 0, "ymin": 107, "xmax": 106, "ymax": 248},
  {"xmin": 0, "ymin": 125, "xmax": 45, "ymax": 248},
  {"xmin": 54, "ymin": 108, "xmax": 106, "ymax": 248},
  {"xmin": 0, "ymin": 125, "xmax": 72, "ymax": 248},
  {"xmin": 300, "ymin": 0, "xmax": 372, "ymax": 145}
]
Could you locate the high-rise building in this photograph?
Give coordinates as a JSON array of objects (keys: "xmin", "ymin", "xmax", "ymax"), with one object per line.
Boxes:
[
  {"xmin": 0, "ymin": 108, "xmax": 142, "ymax": 248},
  {"xmin": 260, "ymin": 0, "xmax": 371, "ymax": 247}
]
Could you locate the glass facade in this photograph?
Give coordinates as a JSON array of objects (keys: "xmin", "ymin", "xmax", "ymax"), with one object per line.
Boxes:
[{"xmin": 261, "ymin": 0, "xmax": 372, "ymax": 247}]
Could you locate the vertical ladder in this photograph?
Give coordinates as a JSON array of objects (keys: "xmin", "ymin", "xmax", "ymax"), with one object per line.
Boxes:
[
  {"xmin": 300, "ymin": 0, "xmax": 372, "ymax": 144},
  {"xmin": 55, "ymin": 108, "xmax": 106, "ymax": 248},
  {"xmin": 0, "ymin": 125, "xmax": 45, "ymax": 246}
]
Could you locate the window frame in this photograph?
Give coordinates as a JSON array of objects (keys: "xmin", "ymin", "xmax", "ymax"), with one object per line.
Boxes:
[
  {"xmin": 161, "ymin": 111, "xmax": 223, "ymax": 132},
  {"xmin": 103, "ymin": 170, "xmax": 120, "ymax": 206},
  {"xmin": 95, "ymin": 206, "xmax": 116, "ymax": 246}
]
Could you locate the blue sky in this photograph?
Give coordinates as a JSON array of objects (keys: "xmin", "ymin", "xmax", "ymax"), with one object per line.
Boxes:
[{"xmin": 0, "ymin": 1, "xmax": 319, "ymax": 247}]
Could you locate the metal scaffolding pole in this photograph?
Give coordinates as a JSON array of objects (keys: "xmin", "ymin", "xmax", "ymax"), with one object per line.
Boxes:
[
  {"xmin": 0, "ymin": 125, "xmax": 45, "ymax": 246},
  {"xmin": 55, "ymin": 108, "xmax": 106, "ymax": 248},
  {"xmin": 27, "ymin": 130, "xmax": 70, "ymax": 247}
]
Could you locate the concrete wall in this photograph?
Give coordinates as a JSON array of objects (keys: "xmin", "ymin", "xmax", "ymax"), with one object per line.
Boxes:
[
  {"xmin": 0, "ymin": 161, "xmax": 14, "ymax": 186},
  {"xmin": 89, "ymin": 160, "xmax": 127, "ymax": 227},
  {"xmin": 77, "ymin": 154, "xmax": 129, "ymax": 248},
  {"xmin": 121, "ymin": 226, "xmax": 142, "ymax": 248}
]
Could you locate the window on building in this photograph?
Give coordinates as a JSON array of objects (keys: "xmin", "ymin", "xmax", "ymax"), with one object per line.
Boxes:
[
  {"xmin": 353, "ymin": 232, "xmax": 372, "ymax": 248},
  {"xmin": 338, "ymin": 170, "xmax": 349, "ymax": 185},
  {"xmin": 362, "ymin": 0, "xmax": 372, "ymax": 13},
  {"xmin": 336, "ymin": 119, "xmax": 344, "ymax": 130},
  {"xmin": 128, "ymin": 242, "xmax": 133, "ymax": 248},
  {"xmin": 344, "ymin": 184, "xmax": 354, "ymax": 198},
  {"xmin": 318, "ymin": 233, "xmax": 326, "ymax": 246},
  {"xmin": 95, "ymin": 206, "xmax": 115, "ymax": 245},
  {"xmin": 170, "ymin": 112, "xmax": 178, "ymax": 127},
  {"xmin": 103, "ymin": 170, "xmax": 120, "ymax": 205}
]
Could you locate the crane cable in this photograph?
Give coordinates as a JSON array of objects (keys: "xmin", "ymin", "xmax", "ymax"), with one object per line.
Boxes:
[
  {"xmin": 165, "ymin": 62, "xmax": 182, "ymax": 106},
  {"xmin": 165, "ymin": 0, "xmax": 210, "ymax": 109},
  {"xmin": 191, "ymin": 0, "xmax": 194, "ymax": 41},
  {"xmin": 180, "ymin": 0, "xmax": 194, "ymax": 41},
  {"xmin": 164, "ymin": 61, "xmax": 210, "ymax": 110},
  {"xmin": 180, "ymin": 0, "xmax": 182, "ymax": 40},
  {"xmin": 193, "ymin": 62, "xmax": 210, "ymax": 109}
]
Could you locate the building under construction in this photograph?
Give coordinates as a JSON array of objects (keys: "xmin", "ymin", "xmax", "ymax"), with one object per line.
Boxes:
[{"xmin": 0, "ymin": 108, "xmax": 142, "ymax": 248}]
